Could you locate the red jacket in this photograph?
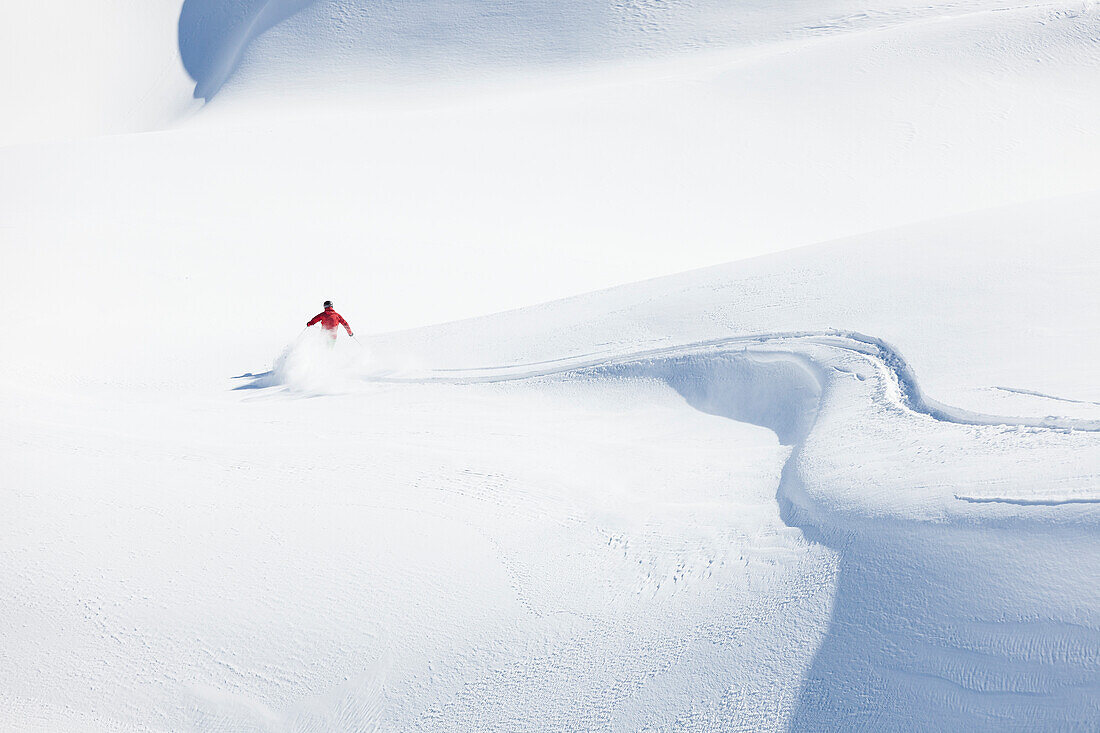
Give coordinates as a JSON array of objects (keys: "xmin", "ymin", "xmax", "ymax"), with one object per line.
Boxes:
[{"xmin": 307, "ymin": 307, "xmax": 353, "ymax": 336}]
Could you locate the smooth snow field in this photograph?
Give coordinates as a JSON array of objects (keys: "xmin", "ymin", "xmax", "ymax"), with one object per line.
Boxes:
[{"xmin": 2, "ymin": 0, "xmax": 1100, "ymax": 731}]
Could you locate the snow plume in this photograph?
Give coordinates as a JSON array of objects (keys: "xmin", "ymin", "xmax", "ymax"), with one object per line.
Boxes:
[
  {"xmin": 267, "ymin": 327, "xmax": 361, "ymax": 394},
  {"xmin": 251, "ymin": 328, "xmax": 427, "ymax": 394}
]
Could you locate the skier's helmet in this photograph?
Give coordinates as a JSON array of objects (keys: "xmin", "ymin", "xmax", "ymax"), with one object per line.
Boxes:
[{"xmin": 323, "ymin": 300, "xmax": 333, "ymax": 308}]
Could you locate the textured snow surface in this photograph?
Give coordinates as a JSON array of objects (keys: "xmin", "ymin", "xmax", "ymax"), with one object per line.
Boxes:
[
  {"xmin": 3, "ymin": 0, "xmax": 1100, "ymax": 729},
  {"xmin": 4, "ymin": 198, "xmax": 1098, "ymax": 728}
]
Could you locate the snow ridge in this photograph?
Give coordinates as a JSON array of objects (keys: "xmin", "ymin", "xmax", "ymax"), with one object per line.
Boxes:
[
  {"xmin": 251, "ymin": 328, "xmax": 1097, "ymax": 727},
  {"xmin": 355, "ymin": 330, "xmax": 1099, "ymax": 433}
]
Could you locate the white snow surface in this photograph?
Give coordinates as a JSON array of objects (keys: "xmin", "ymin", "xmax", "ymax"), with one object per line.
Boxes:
[{"xmin": 3, "ymin": 0, "xmax": 1100, "ymax": 730}]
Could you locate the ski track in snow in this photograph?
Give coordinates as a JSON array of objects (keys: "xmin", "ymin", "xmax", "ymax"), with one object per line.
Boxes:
[
  {"xmin": 989, "ymin": 385, "xmax": 1100, "ymax": 408},
  {"xmin": 955, "ymin": 494, "xmax": 1100, "ymax": 506},
  {"xmin": 246, "ymin": 327, "xmax": 1100, "ymax": 727}
]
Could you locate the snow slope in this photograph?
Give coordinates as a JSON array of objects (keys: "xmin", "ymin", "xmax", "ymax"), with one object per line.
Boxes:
[
  {"xmin": 0, "ymin": 3, "xmax": 194, "ymax": 146},
  {"xmin": 4, "ymin": 195, "xmax": 1098, "ymax": 728},
  {"xmin": 5, "ymin": 1, "xmax": 1100, "ymax": 388},
  {"xmin": 243, "ymin": 198, "xmax": 1100, "ymax": 727},
  {"xmin": 2, "ymin": 0, "xmax": 1100, "ymax": 729}
]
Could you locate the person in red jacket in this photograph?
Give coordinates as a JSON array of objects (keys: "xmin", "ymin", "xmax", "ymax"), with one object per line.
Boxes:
[{"xmin": 307, "ymin": 301, "xmax": 354, "ymax": 342}]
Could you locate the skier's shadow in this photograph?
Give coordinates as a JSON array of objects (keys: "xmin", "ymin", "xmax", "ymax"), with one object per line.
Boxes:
[{"xmin": 230, "ymin": 371, "xmax": 272, "ymax": 390}]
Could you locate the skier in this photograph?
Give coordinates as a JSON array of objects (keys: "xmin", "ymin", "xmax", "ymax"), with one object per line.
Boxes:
[{"xmin": 307, "ymin": 301, "xmax": 354, "ymax": 343}]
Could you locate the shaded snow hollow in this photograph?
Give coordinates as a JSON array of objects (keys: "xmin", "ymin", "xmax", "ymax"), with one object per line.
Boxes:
[{"xmin": 179, "ymin": 0, "xmax": 317, "ymax": 99}]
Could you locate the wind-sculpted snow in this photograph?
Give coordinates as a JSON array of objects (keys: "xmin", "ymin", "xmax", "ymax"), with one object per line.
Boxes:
[
  {"xmin": 607, "ymin": 351, "xmax": 823, "ymax": 447},
  {"xmin": 179, "ymin": 0, "xmax": 1073, "ymax": 107},
  {"xmin": 351, "ymin": 330, "xmax": 1099, "ymax": 431},
  {"xmin": 491, "ymin": 335, "xmax": 1097, "ymax": 727},
  {"xmin": 177, "ymin": 0, "xmax": 610, "ymax": 100},
  {"xmin": 179, "ymin": 0, "xmax": 317, "ymax": 99},
  {"xmin": 248, "ymin": 329, "xmax": 1099, "ymax": 727}
]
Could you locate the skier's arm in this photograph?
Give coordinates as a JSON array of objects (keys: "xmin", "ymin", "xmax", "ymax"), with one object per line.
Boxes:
[
  {"xmin": 341, "ymin": 316, "xmax": 353, "ymax": 336},
  {"xmin": 306, "ymin": 313, "xmax": 322, "ymax": 327}
]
